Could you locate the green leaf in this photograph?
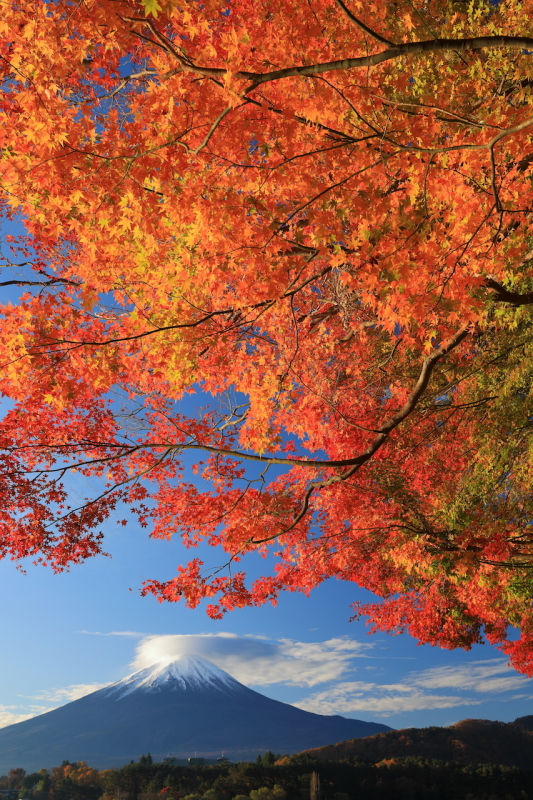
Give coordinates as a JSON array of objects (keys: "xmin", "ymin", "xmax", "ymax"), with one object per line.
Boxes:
[{"xmin": 141, "ymin": 0, "xmax": 162, "ymax": 17}]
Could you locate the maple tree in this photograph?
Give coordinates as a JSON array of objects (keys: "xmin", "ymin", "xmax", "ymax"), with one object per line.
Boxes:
[{"xmin": 3, "ymin": 0, "xmax": 533, "ymax": 671}]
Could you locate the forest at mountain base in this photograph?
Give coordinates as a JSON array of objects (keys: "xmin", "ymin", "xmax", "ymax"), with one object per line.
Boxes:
[
  {"xmin": 4, "ymin": 718, "xmax": 533, "ymax": 800},
  {"xmin": 2, "ymin": 752, "xmax": 532, "ymax": 800}
]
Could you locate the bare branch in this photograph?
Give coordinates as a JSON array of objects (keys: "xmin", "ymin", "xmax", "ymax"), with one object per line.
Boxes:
[
  {"xmin": 0, "ymin": 278, "xmax": 80, "ymax": 289},
  {"xmin": 30, "ymin": 266, "xmax": 335, "ymax": 351},
  {"xmin": 191, "ymin": 105, "xmax": 235, "ymax": 155},
  {"xmin": 332, "ymin": 0, "xmax": 395, "ymax": 46},
  {"xmin": 95, "ymin": 69, "xmax": 156, "ymax": 101}
]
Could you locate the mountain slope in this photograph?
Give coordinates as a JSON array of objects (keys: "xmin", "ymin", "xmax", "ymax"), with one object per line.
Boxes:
[
  {"xmin": 290, "ymin": 717, "xmax": 533, "ymax": 770},
  {"xmin": 0, "ymin": 656, "xmax": 390, "ymax": 771}
]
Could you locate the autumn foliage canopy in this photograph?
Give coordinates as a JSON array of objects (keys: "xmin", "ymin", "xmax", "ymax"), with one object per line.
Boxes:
[{"xmin": 4, "ymin": 0, "xmax": 533, "ymax": 670}]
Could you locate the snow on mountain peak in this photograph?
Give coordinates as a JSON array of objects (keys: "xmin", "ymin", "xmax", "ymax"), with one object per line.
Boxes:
[{"xmin": 103, "ymin": 654, "xmax": 240, "ymax": 699}]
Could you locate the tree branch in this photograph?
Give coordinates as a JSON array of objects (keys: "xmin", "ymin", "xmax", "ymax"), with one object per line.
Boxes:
[
  {"xmin": 8, "ymin": 324, "xmax": 470, "ymax": 490},
  {"xmin": 122, "ymin": 27, "xmax": 533, "ymax": 88},
  {"xmin": 332, "ymin": 0, "xmax": 395, "ymax": 46},
  {"xmin": 249, "ymin": 324, "xmax": 471, "ymax": 541},
  {"xmin": 95, "ymin": 69, "xmax": 156, "ymax": 101},
  {"xmin": 31, "ymin": 267, "xmax": 335, "ymax": 351},
  {"xmin": 484, "ymin": 277, "xmax": 533, "ymax": 306},
  {"xmin": 0, "ymin": 278, "xmax": 80, "ymax": 289}
]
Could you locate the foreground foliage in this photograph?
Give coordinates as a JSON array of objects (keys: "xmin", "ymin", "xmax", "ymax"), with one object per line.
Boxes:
[
  {"xmin": 5, "ymin": 0, "xmax": 533, "ymax": 668},
  {"xmin": 3, "ymin": 755, "xmax": 533, "ymax": 800}
]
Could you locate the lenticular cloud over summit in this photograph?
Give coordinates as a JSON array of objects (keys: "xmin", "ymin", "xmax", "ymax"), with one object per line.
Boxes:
[{"xmin": 131, "ymin": 633, "xmax": 373, "ymax": 687}]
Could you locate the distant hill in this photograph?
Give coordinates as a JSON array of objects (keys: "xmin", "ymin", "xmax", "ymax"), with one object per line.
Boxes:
[
  {"xmin": 0, "ymin": 655, "xmax": 390, "ymax": 772},
  {"xmin": 286, "ymin": 717, "xmax": 533, "ymax": 770}
]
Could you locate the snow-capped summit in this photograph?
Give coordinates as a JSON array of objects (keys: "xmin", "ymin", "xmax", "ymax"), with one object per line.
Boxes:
[{"xmin": 104, "ymin": 655, "xmax": 239, "ymax": 698}]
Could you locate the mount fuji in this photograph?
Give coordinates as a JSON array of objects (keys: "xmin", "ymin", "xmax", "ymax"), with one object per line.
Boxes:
[{"xmin": 0, "ymin": 655, "xmax": 390, "ymax": 771}]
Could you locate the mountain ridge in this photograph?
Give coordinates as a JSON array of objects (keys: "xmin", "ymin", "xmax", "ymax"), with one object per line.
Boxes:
[
  {"xmin": 0, "ymin": 655, "xmax": 391, "ymax": 772},
  {"xmin": 286, "ymin": 716, "xmax": 533, "ymax": 770}
]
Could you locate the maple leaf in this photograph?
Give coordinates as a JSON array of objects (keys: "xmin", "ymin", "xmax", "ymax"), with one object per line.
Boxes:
[
  {"xmin": 402, "ymin": 12, "xmax": 414, "ymax": 31},
  {"xmin": 141, "ymin": 0, "xmax": 162, "ymax": 17}
]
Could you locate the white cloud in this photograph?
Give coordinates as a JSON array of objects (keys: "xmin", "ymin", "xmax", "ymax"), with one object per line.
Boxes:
[
  {"xmin": 26, "ymin": 683, "xmax": 110, "ymax": 703},
  {"xmin": 0, "ymin": 703, "xmax": 58, "ymax": 729},
  {"xmin": 293, "ymin": 681, "xmax": 483, "ymax": 717},
  {"xmin": 131, "ymin": 633, "xmax": 373, "ymax": 687},
  {"xmin": 292, "ymin": 658, "xmax": 533, "ymax": 717},
  {"xmin": 0, "ymin": 683, "xmax": 112, "ymax": 729},
  {"xmin": 406, "ymin": 659, "xmax": 532, "ymax": 694},
  {"xmin": 0, "ymin": 705, "xmax": 37, "ymax": 728}
]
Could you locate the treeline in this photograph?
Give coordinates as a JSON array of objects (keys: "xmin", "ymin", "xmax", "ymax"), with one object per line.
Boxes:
[
  {"xmin": 2, "ymin": 753, "xmax": 533, "ymax": 800},
  {"xmin": 301, "ymin": 719, "xmax": 533, "ymax": 772},
  {"xmin": 0, "ymin": 762, "xmax": 102, "ymax": 800}
]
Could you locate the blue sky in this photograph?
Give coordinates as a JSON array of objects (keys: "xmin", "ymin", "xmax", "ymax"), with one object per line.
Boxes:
[{"xmin": 1, "ymin": 217, "xmax": 533, "ymax": 756}]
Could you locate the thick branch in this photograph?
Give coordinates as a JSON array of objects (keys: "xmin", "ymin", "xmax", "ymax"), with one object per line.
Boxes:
[
  {"xmin": 248, "ymin": 38, "xmax": 533, "ymax": 86},
  {"xmin": 123, "ymin": 25, "xmax": 533, "ymax": 87},
  {"xmin": 485, "ymin": 277, "xmax": 533, "ymax": 306}
]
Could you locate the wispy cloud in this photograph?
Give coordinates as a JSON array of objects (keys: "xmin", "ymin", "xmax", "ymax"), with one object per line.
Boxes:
[
  {"xmin": 131, "ymin": 633, "xmax": 374, "ymax": 687},
  {"xmin": 294, "ymin": 658, "xmax": 533, "ymax": 717},
  {"xmin": 0, "ymin": 704, "xmax": 51, "ymax": 728},
  {"xmin": 0, "ymin": 683, "xmax": 112, "ymax": 729},
  {"xmin": 0, "ymin": 708, "xmax": 34, "ymax": 727},
  {"xmin": 293, "ymin": 681, "xmax": 483, "ymax": 716},
  {"xmin": 22, "ymin": 683, "xmax": 110, "ymax": 704},
  {"xmin": 406, "ymin": 659, "xmax": 531, "ymax": 694}
]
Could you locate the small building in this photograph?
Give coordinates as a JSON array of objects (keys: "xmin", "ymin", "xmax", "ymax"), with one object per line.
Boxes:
[{"xmin": 159, "ymin": 756, "xmax": 231, "ymax": 767}]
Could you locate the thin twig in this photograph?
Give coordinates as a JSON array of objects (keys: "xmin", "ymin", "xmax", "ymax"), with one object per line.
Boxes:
[{"xmin": 332, "ymin": 0, "xmax": 395, "ymax": 46}]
